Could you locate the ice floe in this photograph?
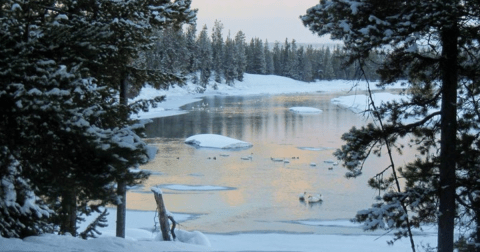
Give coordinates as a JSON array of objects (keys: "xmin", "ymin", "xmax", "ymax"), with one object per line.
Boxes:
[
  {"xmin": 289, "ymin": 106, "xmax": 323, "ymax": 114},
  {"xmin": 185, "ymin": 134, "xmax": 253, "ymax": 149}
]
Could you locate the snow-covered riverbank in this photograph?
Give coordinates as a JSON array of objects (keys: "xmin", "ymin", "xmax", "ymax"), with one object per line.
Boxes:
[
  {"xmin": 2, "ymin": 75, "xmax": 436, "ymax": 252},
  {"xmin": 132, "ymin": 74, "xmax": 405, "ymax": 120},
  {"xmin": 1, "ymin": 208, "xmax": 437, "ymax": 252}
]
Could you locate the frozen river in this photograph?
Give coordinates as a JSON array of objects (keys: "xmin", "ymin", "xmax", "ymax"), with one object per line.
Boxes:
[{"xmin": 130, "ymin": 92, "xmax": 413, "ymax": 234}]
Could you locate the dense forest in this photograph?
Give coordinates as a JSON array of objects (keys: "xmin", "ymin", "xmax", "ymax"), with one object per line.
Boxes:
[{"xmin": 141, "ymin": 21, "xmax": 385, "ymax": 92}]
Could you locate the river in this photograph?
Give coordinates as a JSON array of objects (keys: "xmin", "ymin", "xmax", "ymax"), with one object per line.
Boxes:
[{"xmin": 129, "ymin": 91, "xmax": 413, "ymax": 234}]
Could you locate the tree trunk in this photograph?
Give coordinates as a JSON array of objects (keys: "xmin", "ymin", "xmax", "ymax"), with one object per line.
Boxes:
[
  {"xmin": 116, "ymin": 180, "xmax": 126, "ymax": 238},
  {"xmin": 438, "ymin": 19, "xmax": 458, "ymax": 252},
  {"xmin": 116, "ymin": 76, "xmax": 128, "ymax": 238},
  {"xmin": 60, "ymin": 188, "xmax": 77, "ymax": 236},
  {"xmin": 476, "ymin": 210, "xmax": 480, "ymax": 252}
]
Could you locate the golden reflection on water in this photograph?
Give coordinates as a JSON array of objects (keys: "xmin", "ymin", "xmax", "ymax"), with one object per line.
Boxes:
[
  {"xmin": 220, "ymin": 189, "xmax": 245, "ymax": 207},
  {"xmin": 132, "ymin": 92, "xmax": 416, "ymax": 233}
]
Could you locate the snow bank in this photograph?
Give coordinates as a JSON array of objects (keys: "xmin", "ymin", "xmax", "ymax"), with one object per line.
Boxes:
[
  {"xmin": 164, "ymin": 229, "xmax": 211, "ymax": 247},
  {"xmin": 331, "ymin": 93, "xmax": 404, "ymax": 114},
  {"xmin": 131, "ymin": 74, "xmax": 404, "ymax": 120},
  {"xmin": 185, "ymin": 134, "xmax": 253, "ymax": 149},
  {"xmin": 331, "ymin": 92, "xmax": 440, "ymax": 125},
  {"xmin": 0, "ymin": 234, "xmax": 208, "ymax": 252},
  {"xmin": 289, "ymin": 107, "xmax": 323, "ymax": 114}
]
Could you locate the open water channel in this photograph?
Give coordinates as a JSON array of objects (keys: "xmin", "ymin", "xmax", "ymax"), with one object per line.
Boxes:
[{"xmin": 130, "ymin": 91, "xmax": 413, "ymax": 235}]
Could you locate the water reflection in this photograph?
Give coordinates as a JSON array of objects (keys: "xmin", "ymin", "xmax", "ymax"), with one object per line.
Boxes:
[{"xmin": 134, "ymin": 92, "xmax": 413, "ymax": 234}]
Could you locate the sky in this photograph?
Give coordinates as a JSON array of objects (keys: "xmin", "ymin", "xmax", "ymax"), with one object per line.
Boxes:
[{"xmin": 189, "ymin": 0, "xmax": 335, "ymax": 45}]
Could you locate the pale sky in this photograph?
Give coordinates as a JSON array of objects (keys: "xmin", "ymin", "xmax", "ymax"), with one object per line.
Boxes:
[{"xmin": 190, "ymin": 0, "xmax": 333, "ymax": 44}]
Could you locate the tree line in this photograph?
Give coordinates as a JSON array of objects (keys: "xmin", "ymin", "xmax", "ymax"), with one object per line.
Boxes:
[{"xmin": 143, "ymin": 20, "xmax": 384, "ymax": 92}]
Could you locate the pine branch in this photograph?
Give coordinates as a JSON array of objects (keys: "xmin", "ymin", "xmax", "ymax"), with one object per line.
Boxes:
[
  {"xmin": 79, "ymin": 209, "xmax": 109, "ymax": 240},
  {"xmin": 359, "ymin": 63, "xmax": 417, "ymax": 252}
]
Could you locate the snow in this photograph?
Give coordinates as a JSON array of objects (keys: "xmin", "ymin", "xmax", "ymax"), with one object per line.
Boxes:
[
  {"xmin": 0, "ymin": 208, "xmax": 436, "ymax": 252},
  {"xmin": 130, "ymin": 74, "xmax": 403, "ymax": 120},
  {"xmin": 2, "ymin": 74, "xmax": 437, "ymax": 252},
  {"xmin": 150, "ymin": 186, "xmax": 163, "ymax": 195},
  {"xmin": 331, "ymin": 92, "xmax": 406, "ymax": 114},
  {"xmin": 11, "ymin": 3, "xmax": 22, "ymax": 11},
  {"xmin": 185, "ymin": 134, "xmax": 253, "ymax": 149},
  {"xmin": 331, "ymin": 92, "xmax": 439, "ymax": 124},
  {"xmin": 289, "ymin": 106, "xmax": 323, "ymax": 114}
]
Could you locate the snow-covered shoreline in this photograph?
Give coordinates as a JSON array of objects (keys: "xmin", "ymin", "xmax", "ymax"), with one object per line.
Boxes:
[
  {"xmin": 131, "ymin": 74, "xmax": 405, "ymax": 120},
  {"xmin": 1, "ymin": 207, "xmax": 437, "ymax": 252},
  {"xmin": 2, "ymin": 75, "xmax": 437, "ymax": 252}
]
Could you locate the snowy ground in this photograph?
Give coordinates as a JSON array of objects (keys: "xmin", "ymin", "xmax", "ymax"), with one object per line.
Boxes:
[
  {"xmin": 2, "ymin": 75, "xmax": 438, "ymax": 252},
  {"xmin": 132, "ymin": 74, "xmax": 406, "ymax": 119},
  {"xmin": 1, "ymin": 208, "xmax": 437, "ymax": 252}
]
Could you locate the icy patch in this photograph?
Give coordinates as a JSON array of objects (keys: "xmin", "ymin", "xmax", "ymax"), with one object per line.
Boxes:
[
  {"xmin": 298, "ymin": 147, "xmax": 334, "ymax": 151},
  {"xmin": 296, "ymin": 220, "xmax": 361, "ymax": 228},
  {"xmin": 289, "ymin": 107, "xmax": 322, "ymax": 114},
  {"xmin": 158, "ymin": 184, "xmax": 235, "ymax": 191},
  {"xmin": 185, "ymin": 134, "xmax": 253, "ymax": 149}
]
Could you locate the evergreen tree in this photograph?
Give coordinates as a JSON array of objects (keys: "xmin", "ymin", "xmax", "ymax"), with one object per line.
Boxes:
[
  {"xmin": 197, "ymin": 25, "xmax": 213, "ymax": 90},
  {"xmin": 303, "ymin": 46, "xmax": 314, "ymax": 82},
  {"xmin": 281, "ymin": 39, "xmax": 292, "ymax": 77},
  {"xmin": 0, "ymin": 0, "xmax": 195, "ymax": 238},
  {"xmin": 211, "ymin": 20, "xmax": 224, "ymax": 84},
  {"xmin": 246, "ymin": 38, "xmax": 256, "ymax": 73},
  {"xmin": 223, "ymin": 32, "xmax": 237, "ymax": 86},
  {"xmin": 185, "ymin": 25, "xmax": 200, "ymax": 84},
  {"xmin": 264, "ymin": 40, "xmax": 274, "ymax": 75},
  {"xmin": 303, "ymin": 1, "xmax": 480, "ymax": 251},
  {"xmin": 252, "ymin": 38, "xmax": 266, "ymax": 74},
  {"xmin": 272, "ymin": 41, "xmax": 283, "ymax": 76},
  {"xmin": 234, "ymin": 31, "xmax": 247, "ymax": 81},
  {"xmin": 322, "ymin": 47, "xmax": 335, "ymax": 80}
]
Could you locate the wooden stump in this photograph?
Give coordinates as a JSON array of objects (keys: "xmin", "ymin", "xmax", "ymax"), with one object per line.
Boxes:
[{"xmin": 151, "ymin": 187, "xmax": 171, "ymax": 241}]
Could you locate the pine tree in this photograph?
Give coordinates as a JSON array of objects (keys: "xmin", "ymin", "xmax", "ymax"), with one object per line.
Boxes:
[
  {"xmin": 197, "ymin": 25, "xmax": 213, "ymax": 90},
  {"xmin": 303, "ymin": 1, "xmax": 480, "ymax": 251},
  {"xmin": 211, "ymin": 20, "xmax": 225, "ymax": 84},
  {"xmin": 246, "ymin": 38, "xmax": 255, "ymax": 73},
  {"xmin": 0, "ymin": 0, "xmax": 195, "ymax": 238},
  {"xmin": 303, "ymin": 46, "xmax": 314, "ymax": 82},
  {"xmin": 281, "ymin": 39, "xmax": 292, "ymax": 77},
  {"xmin": 322, "ymin": 47, "xmax": 335, "ymax": 80},
  {"xmin": 223, "ymin": 32, "xmax": 237, "ymax": 86},
  {"xmin": 264, "ymin": 40, "xmax": 274, "ymax": 75},
  {"xmin": 252, "ymin": 38, "xmax": 266, "ymax": 75},
  {"xmin": 185, "ymin": 25, "xmax": 200, "ymax": 83},
  {"xmin": 234, "ymin": 31, "xmax": 247, "ymax": 81},
  {"xmin": 272, "ymin": 41, "xmax": 283, "ymax": 76}
]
